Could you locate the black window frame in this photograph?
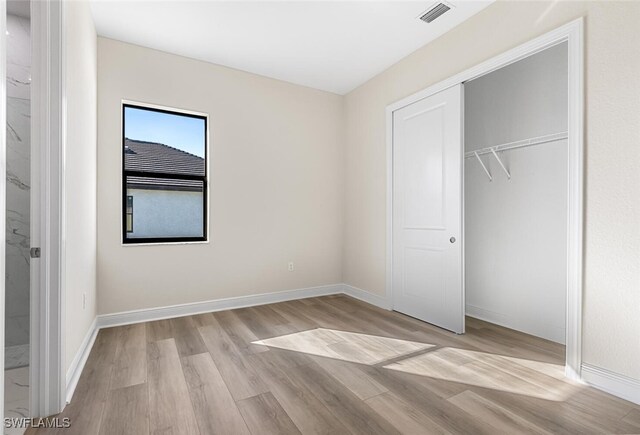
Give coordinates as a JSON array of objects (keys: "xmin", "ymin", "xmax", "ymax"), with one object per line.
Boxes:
[{"xmin": 122, "ymin": 103, "xmax": 208, "ymax": 244}]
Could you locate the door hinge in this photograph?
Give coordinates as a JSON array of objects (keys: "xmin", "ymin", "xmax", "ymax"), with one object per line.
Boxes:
[{"xmin": 30, "ymin": 247, "xmax": 41, "ymax": 258}]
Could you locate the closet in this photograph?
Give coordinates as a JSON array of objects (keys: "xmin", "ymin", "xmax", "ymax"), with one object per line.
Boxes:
[
  {"xmin": 464, "ymin": 42, "xmax": 568, "ymax": 344},
  {"xmin": 391, "ymin": 41, "xmax": 569, "ymax": 345}
]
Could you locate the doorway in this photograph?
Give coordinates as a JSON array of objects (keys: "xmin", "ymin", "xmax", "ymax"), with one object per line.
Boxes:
[
  {"xmin": 463, "ymin": 42, "xmax": 568, "ymax": 345},
  {"xmin": 2, "ymin": 0, "xmax": 68, "ymax": 422},
  {"xmin": 386, "ymin": 20, "xmax": 584, "ymax": 378}
]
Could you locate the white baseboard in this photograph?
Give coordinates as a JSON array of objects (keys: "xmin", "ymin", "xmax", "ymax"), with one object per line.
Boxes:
[
  {"xmin": 564, "ymin": 365, "xmax": 583, "ymax": 383},
  {"xmin": 342, "ymin": 284, "xmax": 391, "ymax": 310},
  {"xmin": 65, "ymin": 317, "xmax": 98, "ymax": 404},
  {"xmin": 97, "ymin": 284, "xmax": 343, "ymax": 329},
  {"xmin": 582, "ymin": 363, "xmax": 640, "ymax": 406},
  {"xmin": 466, "ymin": 304, "xmax": 565, "ymax": 344}
]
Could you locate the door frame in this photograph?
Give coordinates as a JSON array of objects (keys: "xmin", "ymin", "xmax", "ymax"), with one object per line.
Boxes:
[
  {"xmin": 30, "ymin": 0, "xmax": 67, "ymax": 417},
  {"xmin": 385, "ymin": 18, "xmax": 584, "ymax": 380}
]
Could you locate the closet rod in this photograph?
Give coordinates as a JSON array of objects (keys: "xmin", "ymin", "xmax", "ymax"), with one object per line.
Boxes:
[{"xmin": 464, "ymin": 131, "xmax": 568, "ymax": 159}]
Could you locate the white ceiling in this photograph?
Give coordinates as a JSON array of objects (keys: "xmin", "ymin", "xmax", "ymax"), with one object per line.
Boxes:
[{"xmin": 90, "ymin": 1, "xmax": 494, "ymax": 95}]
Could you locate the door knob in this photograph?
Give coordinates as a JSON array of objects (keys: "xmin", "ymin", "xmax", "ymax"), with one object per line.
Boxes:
[{"xmin": 450, "ymin": 237, "xmax": 456, "ymax": 243}]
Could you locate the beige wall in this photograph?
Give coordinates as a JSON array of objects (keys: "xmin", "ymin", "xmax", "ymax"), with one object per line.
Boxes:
[
  {"xmin": 65, "ymin": 0, "xmax": 98, "ymax": 374},
  {"xmin": 97, "ymin": 38, "xmax": 344, "ymax": 314},
  {"xmin": 343, "ymin": 0, "xmax": 640, "ymax": 380}
]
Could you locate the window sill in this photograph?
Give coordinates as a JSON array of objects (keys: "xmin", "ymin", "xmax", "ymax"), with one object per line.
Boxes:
[{"xmin": 121, "ymin": 240, "xmax": 210, "ymax": 247}]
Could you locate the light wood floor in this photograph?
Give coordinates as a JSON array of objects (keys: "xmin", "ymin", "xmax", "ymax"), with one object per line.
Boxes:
[{"xmin": 31, "ymin": 295, "xmax": 640, "ymax": 434}]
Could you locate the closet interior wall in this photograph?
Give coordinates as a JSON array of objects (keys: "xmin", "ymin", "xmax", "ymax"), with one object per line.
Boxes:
[{"xmin": 464, "ymin": 42, "xmax": 569, "ymax": 344}]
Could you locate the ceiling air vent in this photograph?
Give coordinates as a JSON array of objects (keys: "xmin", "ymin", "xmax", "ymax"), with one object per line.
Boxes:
[{"xmin": 419, "ymin": 2, "xmax": 451, "ymax": 23}]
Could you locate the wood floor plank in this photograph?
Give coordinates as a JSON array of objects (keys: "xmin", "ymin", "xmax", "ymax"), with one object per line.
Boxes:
[
  {"xmin": 387, "ymin": 349, "xmax": 562, "ymax": 401},
  {"xmin": 248, "ymin": 351, "xmax": 351, "ymax": 435},
  {"xmin": 181, "ymin": 352, "xmax": 250, "ymax": 435},
  {"xmin": 313, "ymin": 297, "xmax": 394, "ymax": 330},
  {"xmin": 145, "ymin": 319, "xmax": 173, "ymax": 343},
  {"xmin": 198, "ymin": 322, "xmax": 269, "ymax": 401},
  {"xmin": 237, "ymin": 392, "xmax": 302, "ymax": 435},
  {"xmin": 477, "ymin": 388, "xmax": 625, "ymax": 434},
  {"xmin": 335, "ymin": 297, "xmax": 473, "ymax": 348},
  {"xmin": 469, "ymin": 317, "xmax": 565, "ymax": 358},
  {"xmin": 110, "ymin": 323, "xmax": 147, "ymax": 390},
  {"xmin": 42, "ymin": 328, "xmax": 118, "ymax": 435},
  {"xmin": 169, "ymin": 316, "xmax": 208, "ymax": 357},
  {"xmin": 311, "ymin": 355, "xmax": 388, "ymax": 400},
  {"xmin": 359, "ymin": 363, "xmax": 498, "ymax": 434},
  {"xmin": 365, "ymin": 392, "xmax": 451, "ymax": 434},
  {"xmin": 146, "ymin": 315, "xmax": 207, "ymax": 356},
  {"xmin": 567, "ymin": 385, "xmax": 637, "ymax": 420},
  {"xmin": 147, "ymin": 339, "xmax": 199, "ymax": 435},
  {"xmin": 285, "ymin": 299, "xmax": 355, "ymax": 331},
  {"xmin": 190, "ymin": 312, "xmax": 217, "ymax": 328},
  {"xmin": 286, "ymin": 361, "xmax": 402, "ymax": 435},
  {"xmin": 250, "ymin": 304, "xmax": 290, "ymax": 326},
  {"xmin": 623, "ymin": 408, "xmax": 640, "ymax": 428},
  {"xmin": 270, "ymin": 301, "xmax": 320, "ymax": 331},
  {"xmin": 448, "ymin": 389, "xmax": 552, "ymax": 434},
  {"xmin": 99, "ymin": 384, "xmax": 149, "ymax": 435},
  {"xmin": 547, "ymin": 400, "xmax": 640, "ymax": 434},
  {"xmin": 253, "ymin": 345, "xmax": 313, "ymax": 369},
  {"xmin": 381, "ymin": 359, "xmax": 470, "ymax": 400},
  {"xmin": 323, "ymin": 297, "xmax": 421, "ymax": 335},
  {"xmin": 234, "ymin": 305, "xmax": 294, "ymax": 339},
  {"xmin": 470, "ymin": 326, "xmax": 562, "ymax": 363},
  {"xmin": 212, "ymin": 310, "xmax": 269, "ymax": 355}
]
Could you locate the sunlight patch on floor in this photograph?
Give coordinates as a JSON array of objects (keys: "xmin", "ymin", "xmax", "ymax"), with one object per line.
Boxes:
[
  {"xmin": 383, "ymin": 347, "xmax": 576, "ymax": 401},
  {"xmin": 254, "ymin": 328, "xmax": 577, "ymax": 401},
  {"xmin": 253, "ymin": 328, "xmax": 434, "ymax": 365}
]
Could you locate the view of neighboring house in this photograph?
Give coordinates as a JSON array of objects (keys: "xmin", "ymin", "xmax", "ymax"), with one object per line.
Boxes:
[{"xmin": 124, "ymin": 138, "xmax": 205, "ymax": 239}]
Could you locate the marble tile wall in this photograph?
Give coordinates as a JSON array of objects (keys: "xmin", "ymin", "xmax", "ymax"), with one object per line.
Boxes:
[
  {"xmin": 4, "ymin": 367, "xmax": 29, "ymax": 435},
  {"xmin": 5, "ymin": 13, "xmax": 31, "ymax": 353}
]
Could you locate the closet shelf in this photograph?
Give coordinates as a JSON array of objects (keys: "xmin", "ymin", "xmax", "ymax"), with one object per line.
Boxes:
[
  {"xmin": 465, "ymin": 131, "xmax": 568, "ymax": 181},
  {"xmin": 464, "ymin": 131, "xmax": 568, "ymax": 158}
]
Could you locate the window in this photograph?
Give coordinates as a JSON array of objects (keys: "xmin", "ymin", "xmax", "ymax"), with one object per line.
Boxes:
[{"xmin": 122, "ymin": 103, "xmax": 207, "ymax": 244}]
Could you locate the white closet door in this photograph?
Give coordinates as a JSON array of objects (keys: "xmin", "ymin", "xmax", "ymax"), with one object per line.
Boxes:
[{"xmin": 392, "ymin": 84, "xmax": 463, "ymax": 333}]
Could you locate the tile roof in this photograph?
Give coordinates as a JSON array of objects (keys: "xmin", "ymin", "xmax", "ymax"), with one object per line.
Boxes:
[{"xmin": 124, "ymin": 138, "xmax": 205, "ymax": 191}]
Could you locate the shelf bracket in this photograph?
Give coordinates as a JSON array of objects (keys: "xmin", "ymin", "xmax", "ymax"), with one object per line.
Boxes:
[
  {"xmin": 490, "ymin": 148, "xmax": 511, "ymax": 179},
  {"xmin": 474, "ymin": 151, "xmax": 492, "ymax": 181}
]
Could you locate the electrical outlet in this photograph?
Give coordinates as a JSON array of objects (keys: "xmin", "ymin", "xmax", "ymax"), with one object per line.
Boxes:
[
  {"xmin": 83, "ymin": 293, "xmax": 86, "ymax": 309},
  {"xmin": 288, "ymin": 262, "xmax": 294, "ymax": 272}
]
